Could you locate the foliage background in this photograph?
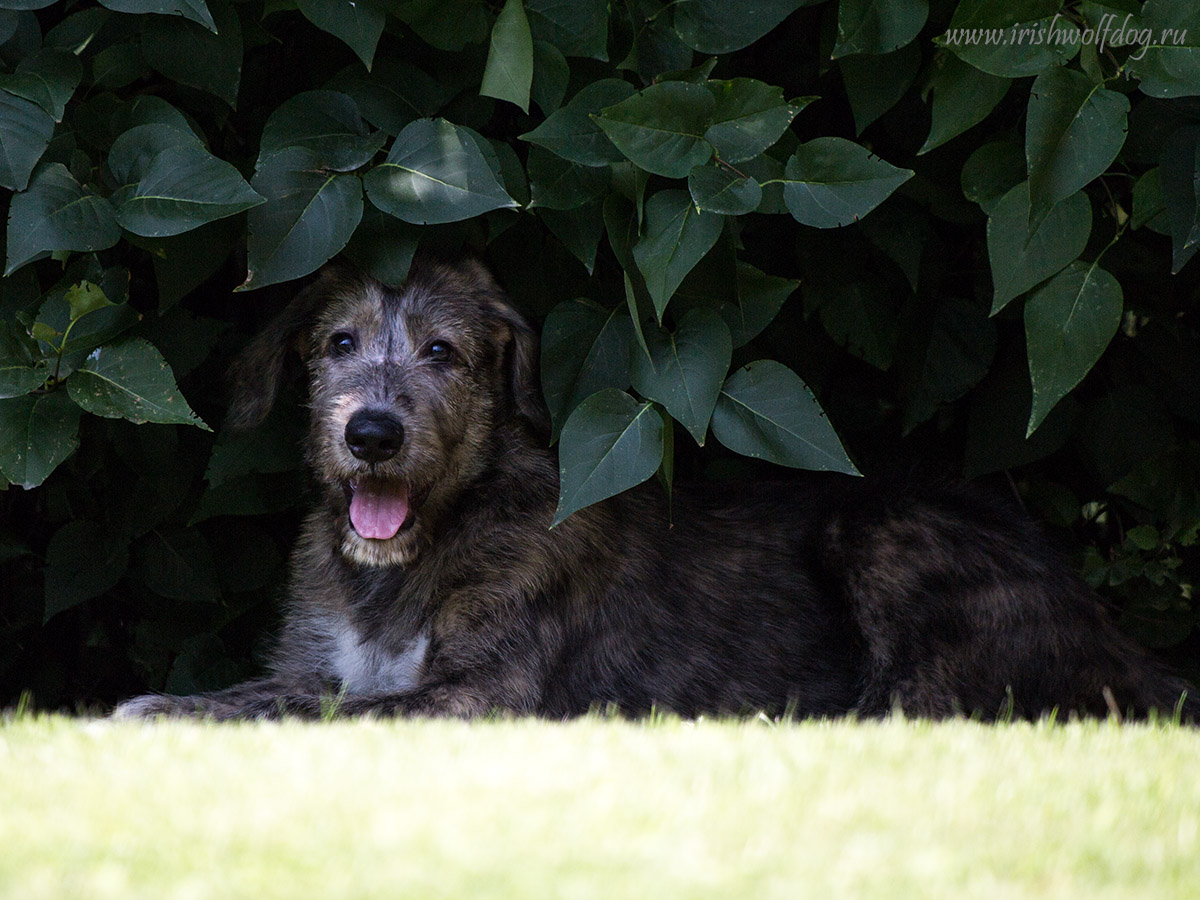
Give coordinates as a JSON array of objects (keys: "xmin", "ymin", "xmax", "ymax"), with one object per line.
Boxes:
[{"xmin": 1, "ymin": 0, "xmax": 1198, "ymax": 709}]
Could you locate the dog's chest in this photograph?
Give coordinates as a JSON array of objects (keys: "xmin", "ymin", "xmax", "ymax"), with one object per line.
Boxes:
[{"xmin": 329, "ymin": 621, "xmax": 429, "ymax": 694}]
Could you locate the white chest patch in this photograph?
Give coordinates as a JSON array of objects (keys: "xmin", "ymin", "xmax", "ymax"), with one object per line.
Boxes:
[{"xmin": 330, "ymin": 623, "xmax": 430, "ymax": 695}]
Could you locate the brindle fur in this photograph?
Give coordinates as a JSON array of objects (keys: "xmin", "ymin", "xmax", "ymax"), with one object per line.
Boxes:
[{"xmin": 116, "ymin": 259, "xmax": 1196, "ymax": 722}]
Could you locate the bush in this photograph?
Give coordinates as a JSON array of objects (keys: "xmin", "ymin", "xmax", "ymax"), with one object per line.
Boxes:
[{"xmin": 1, "ymin": 0, "xmax": 1198, "ymax": 707}]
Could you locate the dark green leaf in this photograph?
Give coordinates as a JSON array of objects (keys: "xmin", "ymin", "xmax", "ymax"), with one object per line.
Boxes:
[
  {"xmin": 704, "ymin": 79, "xmax": 809, "ymax": 164},
  {"xmin": 964, "ymin": 340, "xmax": 1080, "ymax": 480},
  {"xmin": 539, "ymin": 201, "xmax": 605, "ymax": 273},
  {"xmin": 395, "ymin": 0, "xmax": 489, "ymax": 51},
  {"xmin": 0, "ymin": 360, "xmax": 46, "ymax": 398},
  {"xmin": 111, "ymin": 144, "xmax": 264, "ymax": 238},
  {"xmin": 711, "ymin": 360, "xmax": 858, "ymax": 473},
  {"xmin": 242, "ymin": 147, "xmax": 364, "ymax": 291},
  {"xmin": 106, "ymin": 123, "xmax": 201, "ymax": 187},
  {"xmin": 1126, "ymin": 3, "xmax": 1200, "ymax": 98},
  {"xmin": 918, "ymin": 52, "xmax": 1010, "ymax": 155},
  {"xmin": 553, "ymin": 389, "xmax": 663, "ymax": 525},
  {"xmin": 724, "ymin": 262, "xmax": 797, "ymax": 347},
  {"xmin": 896, "ymin": 297, "xmax": 996, "ymax": 432},
  {"xmin": 259, "ymin": 90, "xmax": 385, "ymax": 172},
  {"xmin": 98, "ymin": 0, "xmax": 215, "ymax": 30},
  {"xmin": 630, "ymin": 308, "xmax": 731, "ymax": 444},
  {"xmin": 594, "ymin": 81, "xmax": 715, "ymax": 178},
  {"xmin": 481, "ymin": 0, "xmax": 534, "ymax": 113},
  {"xmin": 946, "ymin": 0, "xmax": 1062, "ymax": 29},
  {"xmin": 673, "ymin": 0, "xmax": 806, "ymax": 54},
  {"xmin": 619, "ymin": 19, "xmax": 694, "ymax": 82},
  {"xmin": 297, "ymin": 0, "xmax": 384, "ymax": 70},
  {"xmin": 961, "ymin": 140, "xmax": 1025, "ymax": 214},
  {"xmin": 66, "ymin": 337, "xmax": 209, "ymax": 428},
  {"xmin": 0, "ymin": 89, "xmax": 54, "ymax": 191},
  {"xmin": 363, "ymin": 118, "xmax": 518, "ymax": 225},
  {"xmin": 325, "ymin": 59, "xmax": 451, "ymax": 137},
  {"xmin": 142, "ymin": 218, "xmax": 240, "ymax": 310},
  {"xmin": 833, "ymin": 0, "xmax": 927, "ymax": 57},
  {"xmin": 0, "ymin": 391, "xmax": 83, "ymax": 488},
  {"xmin": 343, "ymin": 203, "xmax": 419, "ymax": 286},
  {"xmin": 524, "ymin": 0, "xmax": 608, "ymax": 60},
  {"xmin": 43, "ymin": 520, "xmax": 129, "ymax": 622},
  {"xmin": 987, "ymin": 182, "xmax": 1092, "ymax": 312},
  {"xmin": 0, "ymin": 48, "xmax": 83, "ymax": 122},
  {"xmin": 632, "ymin": 189, "xmax": 724, "ymax": 319},
  {"xmin": 688, "ymin": 164, "xmax": 762, "ymax": 215},
  {"xmin": 806, "ymin": 268, "xmax": 901, "ymax": 370},
  {"xmin": 526, "ymin": 143, "xmax": 609, "ymax": 209},
  {"xmin": 1025, "ymin": 260, "xmax": 1123, "ymax": 436},
  {"xmin": 141, "ymin": 0, "xmax": 242, "ymax": 107},
  {"xmin": 91, "ymin": 42, "xmax": 148, "ymax": 91},
  {"xmin": 943, "ymin": 14, "xmax": 1078, "ymax": 77},
  {"xmin": 134, "ymin": 527, "xmax": 221, "ymax": 603},
  {"xmin": 1026, "ymin": 67, "xmax": 1129, "ymax": 227},
  {"xmin": 781, "ymin": 137, "xmax": 913, "ymax": 228},
  {"xmin": 837, "ymin": 43, "xmax": 922, "ymax": 136},
  {"xmin": 1158, "ymin": 126, "xmax": 1200, "ymax": 274},
  {"xmin": 520, "ymin": 78, "xmax": 634, "ymax": 166},
  {"xmin": 540, "ymin": 298, "xmax": 634, "ymax": 440},
  {"xmin": 5, "ymin": 163, "xmax": 120, "ymax": 275},
  {"xmin": 531, "ymin": 40, "xmax": 569, "ymax": 115},
  {"xmin": 1131, "ymin": 168, "xmax": 1168, "ymax": 234}
]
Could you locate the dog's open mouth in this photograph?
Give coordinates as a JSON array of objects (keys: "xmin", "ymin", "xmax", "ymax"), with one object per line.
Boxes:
[{"xmin": 345, "ymin": 478, "xmax": 416, "ymax": 540}]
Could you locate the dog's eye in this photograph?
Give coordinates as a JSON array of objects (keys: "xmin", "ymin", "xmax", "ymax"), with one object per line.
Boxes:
[
  {"xmin": 427, "ymin": 340, "xmax": 454, "ymax": 363},
  {"xmin": 329, "ymin": 332, "xmax": 356, "ymax": 356}
]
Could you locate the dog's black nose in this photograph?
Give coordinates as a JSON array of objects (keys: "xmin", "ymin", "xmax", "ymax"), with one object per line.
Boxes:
[{"xmin": 345, "ymin": 410, "xmax": 404, "ymax": 463}]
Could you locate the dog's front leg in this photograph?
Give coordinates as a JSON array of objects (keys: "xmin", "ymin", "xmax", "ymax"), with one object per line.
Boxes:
[{"xmin": 111, "ymin": 679, "xmax": 332, "ymax": 721}]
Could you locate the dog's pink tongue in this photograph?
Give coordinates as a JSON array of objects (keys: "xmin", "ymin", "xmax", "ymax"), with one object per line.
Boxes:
[{"xmin": 349, "ymin": 482, "xmax": 410, "ymax": 540}]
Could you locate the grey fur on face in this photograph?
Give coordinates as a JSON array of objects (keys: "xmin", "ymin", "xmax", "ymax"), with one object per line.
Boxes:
[{"xmin": 114, "ymin": 259, "xmax": 1197, "ymax": 723}]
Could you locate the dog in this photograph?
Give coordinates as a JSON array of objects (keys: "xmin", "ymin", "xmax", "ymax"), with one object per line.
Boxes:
[{"xmin": 115, "ymin": 258, "xmax": 1196, "ymax": 722}]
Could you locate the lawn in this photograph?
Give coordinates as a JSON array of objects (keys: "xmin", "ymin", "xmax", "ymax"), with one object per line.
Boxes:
[{"xmin": 1, "ymin": 714, "xmax": 1196, "ymax": 899}]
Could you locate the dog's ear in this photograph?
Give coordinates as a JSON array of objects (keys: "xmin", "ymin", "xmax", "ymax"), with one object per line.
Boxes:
[
  {"xmin": 464, "ymin": 261, "xmax": 550, "ymax": 437},
  {"xmin": 494, "ymin": 300, "xmax": 551, "ymax": 436},
  {"xmin": 226, "ymin": 270, "xmax": 339, "ymax": 429}
]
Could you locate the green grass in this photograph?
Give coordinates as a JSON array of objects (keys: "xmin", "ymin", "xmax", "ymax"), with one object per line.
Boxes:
[{"xmin": 1, "ymin": 715, "xmax": 1197, "ymax": 899}]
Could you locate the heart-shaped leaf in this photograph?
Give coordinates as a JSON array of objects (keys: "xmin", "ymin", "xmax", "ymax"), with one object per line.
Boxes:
[
  {"xmin": 711, "ymin": 360, "xmax": 858, "ymax": 473},
  {"xmin": 541, "ymin": 298, "xmax": 634, "ymax": 440},
  {"xmin": 5, "ymin": 163, "xmax": 121, "ymax": 275},
  {"xmin": 631, "ymin": 308, "xmax": 731, "ymax": 444},
  {"xmin": 781, "ymin": 137, "xmax": 913, "ymax": 228},
  {"xmin": 594, "ymin": 81, "xmax": 715, "ymax": 178},
  {"xmin": 1026, "ymin": 67, "xmax": 1129, "ymax": 227},
  {"xmin": 296, "ymin": 0, "xmax": 384, "ymax": 70},
  {"xmin": 0, "ymin": 391, "xmax": 83, "ymax": 488},
  {"xmin": 242, "ymin": 147, "xmax": 364, "ymax": 290},
  {"xmin": 520, "ymin": 78, "xmax": 635, "ymax": 166},
  {"xmin": 1024, "ymin": 260, "xmax": 1123, "ymax": 436},
  {"xmin": 987, "ymin": 181, "xmax": 1091, "ymax": 313},
  {"xmin": 258, "ymin": 90, "xmax": 386, "ymax": 172},
  {"xmin": 364, "ymin": 118, "xmax": 517, "ymax": 224},
  {"xmin": 66, "ymin": 337, "xmax": 209, "ymax": 428},
  {"xmin": 553, "ymin": 389, "xmax": 663, "ymax": 525},
  {"xmin": 632, "ymin": 189, "xmax": 724, "ymax": 319},
  {"xmin": 481, "ymin": 0, "xmax": 534, "ymax": 113}
]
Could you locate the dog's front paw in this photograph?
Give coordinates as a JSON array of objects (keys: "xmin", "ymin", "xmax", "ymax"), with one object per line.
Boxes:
[{"xmin": 111, "ymin": 693, "xmax": 200, "ymax": 720}]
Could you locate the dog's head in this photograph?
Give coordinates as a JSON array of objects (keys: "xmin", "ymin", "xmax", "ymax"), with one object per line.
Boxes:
[{"xmin": 229, "ymin": 257, "xmax": 547, "ymax": 568}]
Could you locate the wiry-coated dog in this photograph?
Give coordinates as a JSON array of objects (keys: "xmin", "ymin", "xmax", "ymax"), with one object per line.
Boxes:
[{"xmin": 116, "ymin": 259, "xmax": 1196, "ymax": 722}]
